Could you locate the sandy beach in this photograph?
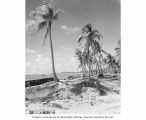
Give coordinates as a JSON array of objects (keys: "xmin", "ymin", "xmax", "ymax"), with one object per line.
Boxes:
[{"xmin": 25, "ymin": 74, "xmax": 120, "ymax": 114}]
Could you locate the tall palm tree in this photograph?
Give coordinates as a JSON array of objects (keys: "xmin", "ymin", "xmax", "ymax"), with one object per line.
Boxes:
[
  {"xmin": 78, "ymin": 23, "xmax": 103, "ymax": 77},
  {"xmin": 27, "ymin": 0, "xmax": 63, "ymax": 82}
]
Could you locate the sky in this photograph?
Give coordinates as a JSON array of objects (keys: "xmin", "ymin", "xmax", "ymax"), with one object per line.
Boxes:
[{"xmin": 25, "ymin": 0, "xmax": 120, "ymax": 75}]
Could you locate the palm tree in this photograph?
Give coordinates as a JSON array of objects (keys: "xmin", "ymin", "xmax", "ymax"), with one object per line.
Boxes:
[
  {"xmin": 115, "ymin": 39, "xmax": 121, "ymax": 72},
  {"xmin": 106, "ymin": 54, "xmax": 118, "ymax": 74},
  {"xmin": 27, "ymin": 0, "xmax": 63, "ymax": 82},
  {"xmin": 78, "ymin": 23, "xmax": 103, "ymax": 77},
  {"xmin": 75, "ymin": 49, "xmax": 84, "ymax": 77},
  {"xmin": 75, "ymin": 49, "xmax": 88, "ymax": 78}
]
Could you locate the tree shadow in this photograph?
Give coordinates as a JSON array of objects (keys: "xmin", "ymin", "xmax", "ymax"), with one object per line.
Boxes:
[
  {"xmin": 70, "ymin": 79, "xmax": 95, "ymax": 95},
  {"xmin": 50, "ymin": 103, "xmax": 63, "ymax": 109},
  {"xmin": 70, "ymin": 78, "xmax": 119, "ymax": 96}
]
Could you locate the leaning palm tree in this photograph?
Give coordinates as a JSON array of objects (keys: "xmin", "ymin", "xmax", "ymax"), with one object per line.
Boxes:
[
  {"xmin": 27, "ymin": 0, "xmax": 63, "ymax": 82},
  {"xmin": 78, "ymin": 23, "xmax": 103, "ymax": 77}
]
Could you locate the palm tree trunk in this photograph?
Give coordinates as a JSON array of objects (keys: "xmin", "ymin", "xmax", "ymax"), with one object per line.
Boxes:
[
  {"xmin": 48, "ymin": 22, "xmax": 59, "ymax": 82},
  {"xmin": 99, "ymin": 54, "xmax": 103, "ymax": 75},
  {"xmin": 88, "ymin": 50, "xmax": 91, "ymax": 78},
  {"xmin": 97, "ymin": 62, "xmax": 100, "ymax": 74},
  {"xmin": 82, "ymin": 67, "xmax": 85, "ymax": 78},
  {"xmin": 95, "ymin": 63, "xmax": 98, "ymax": 74},
  {"xmin": 91, "ymin": 64, "xmax": 94, "ymax": 76},
  {"xmin": 82, "ymin": 59, "xmax": 85, "ymax": 78},
  {"xmin": 82, "ymin": 62, "xmax": 86, "ymax": 78}
]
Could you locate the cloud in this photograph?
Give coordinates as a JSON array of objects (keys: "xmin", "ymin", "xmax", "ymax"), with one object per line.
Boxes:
[
  {"xmin": 35, "ymin": 54, "xmax": 51, "ymax": 65},
  {"xmin": 26, "ymin": 54, "xmax": 80, "ymax": 74},
  {"xmin": 61, "ymin": 25, "xmax": 80, "ymax": 35},
  {"xmin": 60, "ymin": 46, "xmax": 73, "ymax": 52},
  {"xmin": 34, "ymin": 55, "xmax": 64, "ymax": 73},
  {"xmin": 26, "ymin": 49, "xmax": 36, "ymax": 54},
  {"xmin": 64, "ymin": 57, "xmax": 79, "ymax": 72},
  {"xmin": 26, "ymin": 54, "xmax": 52, "ymax": 75},
  {"xmin": 35, "ymin": 54, "xmax": 42, "ymax": 64},
  {"xmin": 25, "ymin": 62, "xmax": 51, "ymax": 75},
  {"xmin": 55, "ymin": 63, "xmax": 64, "ymax": 72},
  {"xmin": 61, "ymin": 25, "xmax": 67, "ymax": 30}
]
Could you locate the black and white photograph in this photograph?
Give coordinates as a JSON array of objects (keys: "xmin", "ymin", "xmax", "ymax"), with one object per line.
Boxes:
[{"xmin": 25, "ymin": 0, "xmax": 121, "ymax": 115}]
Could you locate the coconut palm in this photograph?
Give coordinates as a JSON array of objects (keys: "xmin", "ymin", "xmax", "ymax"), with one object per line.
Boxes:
[
  {"xmin": 115, "ymin": 39, "xmax": 121, "ymax": 72},
  {"xmin": 75, "ymin": 49, "xmax": 88, "ymax": 77},
  {"xmin": 78, "ymin": 23, "xmax": 103, "ymax": 77},
  {"xmin": 27, "ymin": 0, "xmax": 63, "ymax": 82},
  {"xmin": 75, "ymin": 49, "xmax": 84, "ymax": 76},
  {"xmin": 106, "ymin": 54, "xmax": 118, "ymax": 74}
]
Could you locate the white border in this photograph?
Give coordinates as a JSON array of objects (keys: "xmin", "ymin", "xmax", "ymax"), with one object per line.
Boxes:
[{"xmin": 1, "ymin": 0, "xmax": 146, "ymax": 120}]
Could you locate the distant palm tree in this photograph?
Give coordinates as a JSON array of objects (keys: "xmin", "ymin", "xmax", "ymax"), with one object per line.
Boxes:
[
  {"xmin": 106, "ymin": 54, "xmax": 118, "ymax": 74},
  {"xmin": 115, "ymin": 39, "xmax": 121, "ymax": 71},
  {"xmin": 78, "ymin": 23, "xmax": 103, "ymax": 77},
  {"xmin": 27, "ymin": 0, "xmax": 63, "ymax": 82},
  {"xmin": 75, "ymin": 49, "xmax": 88, "ymax": 77}
]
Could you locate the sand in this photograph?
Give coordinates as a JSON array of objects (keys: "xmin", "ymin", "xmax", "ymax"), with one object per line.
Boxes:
[{"xmin": 25, "ymin": 75, "xmax": 120, "ymax": 114}]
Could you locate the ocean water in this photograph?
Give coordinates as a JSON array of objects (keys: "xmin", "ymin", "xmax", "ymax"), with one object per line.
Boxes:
[{"xmin": 25, "ymin": 72, "xmax": 82, "ymax": 81}]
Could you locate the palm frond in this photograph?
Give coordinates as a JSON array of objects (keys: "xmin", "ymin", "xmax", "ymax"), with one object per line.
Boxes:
[
  {"xmin": 93, "ymin": 29, "xmax": 99, "ymax": 33},
  {"xmin": 84, "ymin": 23, "xmax": 92, "ymax": 32},
  {"xmin": 91, "ymin": 29, "xmax": 103, "ymax": 40},
  {"xmin": 26, "ymin": 19, "xmax": 46, "ymax": 33},
  {"xmin": 36, "ymin": 5, "xmax": 48, "ymax": 15},
  {"xmin": 29, "ymin": 11, "xmax": 42, "ymax": 20},
  {"xmin": 98, "ymin": 34, "xmax": 103, "ymax": 39},
  {"xmin": 53, "ymin": 9, "xmax": 64, "ymax": 20},
  {"xmin": 101, "ymin": 49, "xmax": 107, "ymax": 55},
  {"xmin": 38, "ymin": 21, "xmax": 47, "ymax": 31},
  {"xmin": 94, "ymin": 41, "xmax": 101, "ymax": 53},
  {"xmin": 78, "ymin": 32, "xmax": 90, "ymax": 44},
  {"xmin": 78, "ymin": 35, "xmax": 83, "ymax": 44},
  {"xmin": 95, "ymin": 34, "xmax": 103, "ymax": 40},
  {"xmin": 115, "ymin": 47, "xmax": 120, "ymax": 51},
  {"xmin": 26, "ymin": 20, "xmax": 39, "ymax": 33}
]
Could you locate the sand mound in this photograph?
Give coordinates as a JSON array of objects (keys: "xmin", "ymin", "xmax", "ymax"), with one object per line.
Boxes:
[{"xmin": 26, "ymin": 77, "xmax": 120, "ymax": 114}]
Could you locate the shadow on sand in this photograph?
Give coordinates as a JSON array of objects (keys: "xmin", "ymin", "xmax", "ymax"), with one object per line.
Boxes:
[{"xmin": 70, "ymin": 78, "xmax": 119, "ymax": 96}]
